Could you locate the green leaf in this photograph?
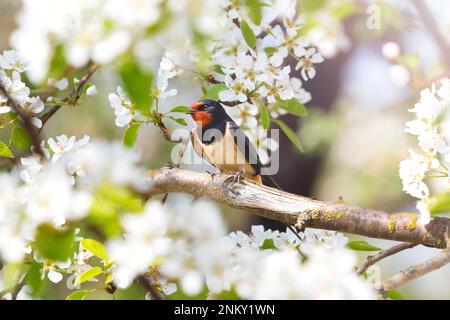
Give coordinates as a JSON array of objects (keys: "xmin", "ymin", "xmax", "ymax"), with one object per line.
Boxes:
[
  {"xmin": 66, "ymin": 290, "xmax": 90, "ymax": 300},
  {"xmin": 123, "ymin": 124, "xmax": 141, "ymax": 148},
  {"xmin": 261, "ymin": 239, "xmax": 276, "ymax": 250},
  {"xmin": 81, "ymin": 239, "xmax": 111, "ymax": 264},
  {"xmin": 118, "ymin": 56, "xmax": 153, "ymax": 113},
  {"xmin": 284, "ymin": 99, "xmax": 308, "ymax": 117},
  {"xmin": 264, "ymin": 47, "xmax": 278, "ymax": 56},
  {"xmin": 105, "ymin": 273, "xmax": 114, "ymax": 284},
  {"xmin": 388, "ymin": 289, "xmax": 405, "ymax": 300},
  {"xmin": 35, "ymin": 224, "xmax": 76, "ymax": 261},
  {"xmin": 240, "ymin": 20, "xmax": 256, "ymax": 48},
  {"xmin": 27, "ymin": 262, "xmax": 47, "ymax": 298},
  {"xmin": 167, "ymin": 116, "xmax": 187, "ymax": 126},
  {"xmin": 47, "ymin": 45, "xmax": 67, "ymax": 79},
  {"xmin": 273, "ymin": 120, "xmax": 303, "ymax": 152},
  {"xmin": 332, "ymin": 3, "xmax": 355, "ymax": 19},
  {"xmin": 428, "ymin": 193, "xmax": 450, "ymax": 215},
  {"xmin": 260, "ymin": 104, "xmax": 270, "ymax": 130},
  {"xmin": 0, "ymin": 141, "xmax": 13, "ymax": 158},
  {"xmin": 347, "ymin": 241, "xmax": 381, "ymax": 251},
  {"xmin": 11, "ymin": 126, "xmax": 32, "ymax": 150},
  {"xmin": 301, "ymin": 0, "xmax": 326, "ymax": 12},
  {"xmin": 169, "ymin": 105, "xmax": 189, "ymax": 113},
  {"xmin": 245, "ymin": 0, "xmax": 263, "ymax": 25},
  {"xmin": 201, "ymin": 83, "xmax": 228, "ymax": 101},
  {"xmin": 214, "ymin": 65, "xmax": 225, "ymax": 75},
  {"xmin": 74, "ymin": 267, "xmax": 103, "ymax": 286}
]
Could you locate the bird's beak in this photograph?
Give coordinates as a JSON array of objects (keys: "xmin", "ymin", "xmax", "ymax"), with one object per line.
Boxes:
[{"xmin": 187, "ymin": 110, "xmax": 195, "ymax": 115}]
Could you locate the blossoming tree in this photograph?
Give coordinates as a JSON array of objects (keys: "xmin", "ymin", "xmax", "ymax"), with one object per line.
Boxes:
[{"xmin": 0, "ymin": 0, "xmax": 449, "ymax": 300}]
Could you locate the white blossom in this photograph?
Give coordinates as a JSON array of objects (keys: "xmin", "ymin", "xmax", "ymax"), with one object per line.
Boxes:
[
  {"xmin": 0, "ymin": 50, "xmax": 27, "ymax": 73},
  {"xmin": 108, "ymin": 201, "xmax": 171, "ymax": 288},
  {"xmin": 108, "ymin": 86, "xmax": 133, "ymax": 127},
  {"xmin": 225, "ymin": 103, "xmax": 258, "ymax": 129}
]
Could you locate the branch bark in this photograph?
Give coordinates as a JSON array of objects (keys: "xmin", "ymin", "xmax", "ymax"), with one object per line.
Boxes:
[
  {"xmin": 357, "ymin": 242, "xmax": 418, "ymax": 275},
  {"xmin": 39, "ymin": 63, "xmax": 99, "ymax": 129},
  {"xmin": 147, "ymin": 167, "xmax": 450, "ymax": 249},
  {"xmin": 380, "ymin": 247, "xmax": 450, "ymax": 292}
]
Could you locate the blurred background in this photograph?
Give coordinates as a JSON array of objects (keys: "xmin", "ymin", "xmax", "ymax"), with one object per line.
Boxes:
[{"xmin": 2, "ymin": 0, "xmax": 450, "ymax": 299}]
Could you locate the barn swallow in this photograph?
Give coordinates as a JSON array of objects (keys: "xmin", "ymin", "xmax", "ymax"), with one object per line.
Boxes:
[
  {"xmin": 188, "ymin": 99, "xmax": 303, "ymax": 238},
  {"xmin": 187, "ymin": 99, "xmax": 263, "ymax": 185}
]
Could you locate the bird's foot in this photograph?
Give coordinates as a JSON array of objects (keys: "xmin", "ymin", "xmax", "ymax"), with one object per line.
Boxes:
[
  {"xmin": 165, "ymin": 160, "xmax": 175, "ymax": 169},
  {"xmin": 206, "ymin": 170, "xmax": 220, "ymax": 179}
]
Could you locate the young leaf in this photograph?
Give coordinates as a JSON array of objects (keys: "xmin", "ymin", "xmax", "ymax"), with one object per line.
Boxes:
[
  {"xmin": 74, "ymin": 267, "xmax": 103, "ymax": 286},
  {"xmin": 347, "ymin": 241, "xmax": 381, "ymax": 251},
  {"xmin": 118, "ymin": 56, "xmax": 153, "ymax": 113},
  {"xmin": 123, "ymin": 124, "xmax": 141, "ymax": 148},
  {"xmin": 35, "ymin": 224, "xmax": 76, "ymax": 261},
  {"xmin": 81, "ymin": 239, "xmax": 111, "ymax": 264},
  {"xmin": 284, "ymin": 99, "xmax": 307, "ymax": 117},
  {"xmin": 214, "ymin": 65, "xmax": 226, "ymax": 75},
  {"xmin": 169, "ymin": 106, "xmax": 189, "ymax": 113},
  {"xmin": 428, "ymin": 193, "xmax": 450, "ymax": 215},
  {"xmin": 245, "ymin": 0, "xmax": 263, "ymax": 25},
  {"xmin": 11, "ymin": 126, "xmax": 32, "ymax": 149},
  {"xmin": 264, "ymin": 47, "xmax": 278, "ymax": 56},
  {"xmin": 388, "ymin": 290, "xmax": 405, "ymax": 300},
  {"xmin": 260, "ymin": 104, "xmax": 270, "ymax": 130},
  {"xmin": 167, "ymin": 116, "xmax": 187, "ymax": 126},
  {"xmin": 240, "ymin": 20, "xmax": 256, "ymax": 48},
  {"xmin": 66, "ymin": 290, "xmax": 90, "ymax": 300},
  {"xmin": 201, "ymin": 83, "xmax": 228, "ymax": 100},
  {"xmin": 273, "ymin": 120, "xmax": 303, "ymax": 152},
  {"xmin": 0, "ymin": 141, "xmax": 14, "ymax": 158}
]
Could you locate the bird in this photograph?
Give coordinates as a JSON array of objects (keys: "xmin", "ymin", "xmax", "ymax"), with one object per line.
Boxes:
[
  {"xmin": 187, "ymin": 99, "xmax": 303, "ymax": 239},
  {"xmin": 187, "ymin": 99, "xmax": 265, "ymax": 185}
]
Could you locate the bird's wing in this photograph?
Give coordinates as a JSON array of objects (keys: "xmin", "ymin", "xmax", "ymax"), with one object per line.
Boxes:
[{"xmin": 227, "ymin": 120, "xmax": 262, "ymax": 176}]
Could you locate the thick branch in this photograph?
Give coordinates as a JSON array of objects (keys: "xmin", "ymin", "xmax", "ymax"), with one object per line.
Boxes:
[{"xmin": 147, "ymin": 167, "xmax": 450, "ymax": 249}]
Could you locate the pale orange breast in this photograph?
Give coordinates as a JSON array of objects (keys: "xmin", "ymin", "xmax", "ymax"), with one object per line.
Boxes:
[{"xmin": 190, "ymin": 125, "xmax": 257, "ymax": 179}]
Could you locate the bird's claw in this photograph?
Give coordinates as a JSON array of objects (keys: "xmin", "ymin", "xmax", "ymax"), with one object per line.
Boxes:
[
  {"xmin": 165, "ymin": 160, "xmax": 175, "ymax": 169},
  {"xmin": 232, "ymin": 172, "xmax": 241, "ymax": 184},
  {"xmin": 206, "ymin": 170, "xmax": 219, "ymax": 179}
]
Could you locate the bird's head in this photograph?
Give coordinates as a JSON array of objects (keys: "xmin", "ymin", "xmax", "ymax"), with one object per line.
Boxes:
[{"xmin": 187, "ymin": 99, "xmax": 227, "ymax": 128}]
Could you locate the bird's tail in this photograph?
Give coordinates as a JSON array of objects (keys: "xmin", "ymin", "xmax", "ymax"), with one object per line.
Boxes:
[
  {"xmin": 261, "ymin": 174, "xmax": 305, "ymax": 241},
  {"xmin": 261, "ymin": 174, "xmax": 282, "ymax": 189}
]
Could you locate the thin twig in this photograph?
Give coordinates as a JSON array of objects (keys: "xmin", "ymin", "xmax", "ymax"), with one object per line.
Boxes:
[
  {"xmin": 0, "ymin": 83, "xmax": 45, "ymax": 157},
  {"xmin": 379, "ymin": 247, "xmax": 450, "ymax": 292},
  {"xmin": 357, "ymin": 242, "xmax": 418, "ymax": 275},
  {"xmin": 39, "ymin": 63, "xmax": 99, "ymax": 129},
  {"xmin": 412, "ymin": 0, "xmax": 450, "ymax": 69},
  {"xmin": 11, "ymin": 274, "xmax": 27, "ymax": 300},
  {"xmin": 137, "ymin": 274, "xmax": 164, "ymax": 300}
]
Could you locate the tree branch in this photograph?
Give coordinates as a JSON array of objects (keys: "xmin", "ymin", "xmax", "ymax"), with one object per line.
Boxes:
[
  {"xmin": 137, "ymin": 275, "xmax": 164, "ymax": 300},
  {"xmin": 412, "ymin": 0, "xmax": 450, "ymax": 69},
  {"xmin": 39, "ymin": 63, "xmax": 99, "ymax": 129},
  {"xmin": 357, "ymin": 242, "xmax": 418, "ymax": 275},
  {"xmin": 146, "ymin": 167, "xmax": 450, "ymax": 249},
  {"xmin": 379, "ymin": 247, "xmax": 450, "ymax": 292}
]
